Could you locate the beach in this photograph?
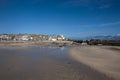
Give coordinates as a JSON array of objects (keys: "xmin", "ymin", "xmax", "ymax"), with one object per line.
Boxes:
[
  {"xmin": 0, "ymin": 45, "xmax": 114, "ymax": 80},
  {"xmin": 69, "ymin": 46, "xmax": 120, "ymax": 80}
]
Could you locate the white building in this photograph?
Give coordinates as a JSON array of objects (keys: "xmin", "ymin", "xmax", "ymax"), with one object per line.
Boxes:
[
  {"xmin": 21, "ymin": 35, "xmax": 29, "ymax": 41},
  {"xmin": 21, "ymin": 35, "xmax": 33, "ymax": 41},
  {"xmin": 0, "ymin": 34, "xmax": 11, "ymax": 40},
  {"xmin": 49, "ymin": 36, "xmax": 57, "ymax": 41},
  {"xmin": 57, "ymin": 35, "xmax": 65, "ymax": 40},
  {"xmin": 14, "ymin": 35, "xmax": 32, "ymax": 41}
]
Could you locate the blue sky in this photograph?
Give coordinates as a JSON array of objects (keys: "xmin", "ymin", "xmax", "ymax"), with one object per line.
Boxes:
[{"xmin": 0, "ymin": 0, "xmax": 120, "ymax": 39}]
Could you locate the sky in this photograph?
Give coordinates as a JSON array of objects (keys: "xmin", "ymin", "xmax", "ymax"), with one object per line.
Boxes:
[{"xmin": 0, "ymin": 0, "xmax": 120, "ymax": 39}]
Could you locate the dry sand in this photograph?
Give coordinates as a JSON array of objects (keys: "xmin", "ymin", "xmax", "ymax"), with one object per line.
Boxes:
[{"xmin": 68, "ymin": 46, "xmax": 120, "ymax": 80}]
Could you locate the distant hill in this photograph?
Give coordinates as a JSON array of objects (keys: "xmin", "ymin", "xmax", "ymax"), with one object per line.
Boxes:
[{"xmin": 87, "ymin": 34, "xmax": 120, "ymax": 40}]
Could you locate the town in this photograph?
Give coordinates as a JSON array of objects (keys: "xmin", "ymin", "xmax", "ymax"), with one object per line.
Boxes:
[
  {"xmin": 0, "ymin": 34, "xmax": 66, "ymax": 41},
  {"xmin": 0, "ymin": 34, "xmax": 120, "ymax": 46}
]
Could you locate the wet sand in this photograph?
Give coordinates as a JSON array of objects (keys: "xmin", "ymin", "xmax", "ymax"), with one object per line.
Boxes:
[
  {"xmin": 0, "ymin": 47, "xmax": 113, "ymax": 80},
  {"xmin": 69, "ymin": 46, "xmax": 120, "ymax": 80}
]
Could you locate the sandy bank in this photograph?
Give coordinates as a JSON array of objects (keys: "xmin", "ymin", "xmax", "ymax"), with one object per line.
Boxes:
[
  {"xmin": 68, "ymin": 46, "xmax": 120, "ymax": 80},
  {"xmin": 0, "ymin": 41, "xmax": 72, "ymax": 49}
]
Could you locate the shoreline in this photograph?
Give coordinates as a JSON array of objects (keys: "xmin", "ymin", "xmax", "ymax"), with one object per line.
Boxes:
[
  {"xmin": 0, "ymin": 41, "xmax": 72, "ymax": 49},
  {"xmin": 68, "ymin": 46, "xmax": 120, "ymax": 80},
  {"xmin": 0, "ymin": 42, "xmax": 120, "ymax": 80},
  {"xmin": 0, "ymin": 46, "xmax": 113, "ymax": 80}
]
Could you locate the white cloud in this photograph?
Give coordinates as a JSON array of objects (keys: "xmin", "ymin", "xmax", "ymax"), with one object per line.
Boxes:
[
  {"xmin": 99, "ymin": 21, "xmax": 120, "ymax": 27},
  {"xmin": 98, "ymin": 4, "xmax": 111, "ymax": 9},
  {"xmin": 79, "ymin": 21, "xmax": 120, "ymax": 27},
  {"xmin": 61, "ymin": 0, "xmax": 117, "ymax": 9}
]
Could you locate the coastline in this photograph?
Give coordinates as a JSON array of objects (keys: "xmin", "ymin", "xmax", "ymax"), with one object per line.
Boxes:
[
  {"xmin": 0, "ymin": 45, "xmax": 113, "ymax": 80},
  {"xmin": 0, "ymin": 41, "xmax": 72, "ymax": 49},
  {"xmin": 0, "ymin": 41, "xmax": 120, "ymax": 80},
  {"xmin": 68, "ymin": 46, "xmax": 120, "ymax": 80}
]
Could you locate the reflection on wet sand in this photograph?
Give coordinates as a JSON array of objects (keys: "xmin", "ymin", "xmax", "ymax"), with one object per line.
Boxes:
[{"xmin": 0, "ymin": 47, "xmax": 112, "ymax": 80}]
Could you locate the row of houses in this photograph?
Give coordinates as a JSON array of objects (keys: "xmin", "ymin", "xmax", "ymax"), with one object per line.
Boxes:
[{"xmin": 0, "ymin": 34, "xmax": 65, "ymax": 41}]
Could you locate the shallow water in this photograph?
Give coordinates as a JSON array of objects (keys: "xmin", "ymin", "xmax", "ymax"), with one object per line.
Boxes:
[{"xmin": 0, "ymin": 47, "xmax": 113, "ymax": 80}]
